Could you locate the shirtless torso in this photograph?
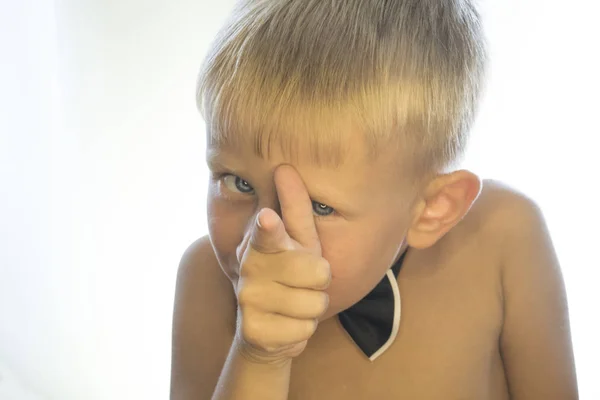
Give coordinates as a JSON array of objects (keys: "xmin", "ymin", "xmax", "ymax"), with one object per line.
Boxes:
[{"xmin": 170, "ymin": 180, "xmax": 576, "ymax": 399}]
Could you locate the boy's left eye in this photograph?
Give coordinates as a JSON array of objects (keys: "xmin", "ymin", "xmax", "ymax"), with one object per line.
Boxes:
[
  {"xmin": 219, "ymin": 173, "xmax": 336, "ymax": 217},
  {"xmin": 312, "ymin": 201, "xmax": 335, "ymax": 217}
]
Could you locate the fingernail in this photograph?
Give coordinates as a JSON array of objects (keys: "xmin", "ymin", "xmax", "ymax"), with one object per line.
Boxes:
[{"xmin": 256, "ymin": 209, "xmax": 263, "ymax": 228}]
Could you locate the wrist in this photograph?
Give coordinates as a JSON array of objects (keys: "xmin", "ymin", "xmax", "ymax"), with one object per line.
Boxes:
[{"xmin": 233, "ymin": 335, "xmax": 293, "ymax": 369}]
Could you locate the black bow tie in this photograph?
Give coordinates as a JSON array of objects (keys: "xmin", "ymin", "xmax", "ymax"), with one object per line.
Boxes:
[{"xmin": 338, "ymin": 249, "xmax": 408, "ymax": 361}]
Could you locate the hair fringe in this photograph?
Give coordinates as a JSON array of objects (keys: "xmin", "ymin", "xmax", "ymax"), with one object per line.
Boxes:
[{"xmin": 197, "ymin": 0, "xmax": 487, "ymax": 182}]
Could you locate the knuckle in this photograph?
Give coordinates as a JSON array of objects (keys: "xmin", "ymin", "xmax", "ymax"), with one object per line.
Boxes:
[
  {"xmin": 317, "ymin": 292, "xmax": 329, "ymax": 316},
  {"xmin": 242, "ymin": 314, "xmax": 267, "ymax": 347},
  {"xmin": 237, "ymin": 282, "xmax": 259, "ymax": 307},
  {"xmin": 315, "ymin": 258, "xmax": 331, "ymax": 287},
  {"xmin": 308, "ymin": 291, "xmax": 328, "ymax": 317},
  {"xmin": 304, "ymin": 319, "xmax": 318, "ymax": 337},
  {"xmin": 237, "ymin": 288, "xmax": 251, "ymax": 307},
  {"xmin": 288, "ymin": 290, "xmax": 328, "ymax": 319},
  {"xmin": 240, "ymin": 251, "xmax": 281, "ymax": 279},
  {"xmin": 281, "ymin": 250, "xmax": 302, "ymax": 269},
  {"xmin": 261, "ymin": 345, "xmax": 277, "ymax": 353},
  {"xmin": 249, "ymin": 240, "xmax": 271, "ymax": 255},
  {"xmin": 239, "ymin": 257, "xmax": 259, "ymax": 278}
]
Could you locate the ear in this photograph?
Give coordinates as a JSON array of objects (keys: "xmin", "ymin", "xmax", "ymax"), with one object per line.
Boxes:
[{"xmin": 406, "ymin": 170, "xmax": 482, "ymax": 249}]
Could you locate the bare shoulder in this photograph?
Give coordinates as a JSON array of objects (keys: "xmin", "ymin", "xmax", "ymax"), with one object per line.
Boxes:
[
  {"xmin": 471, "ymin": 183, "xmax": 577, "ymax": 398},
  {"xmin": 472, "ymin": 179, "xmax": 563, "ymax": 274},
  {"xmin": 170, "ymin": 236, "xmax": 236, "ymax": 400},
  {"xmin": 464, "ymin": 178, "xmax": 546, "ymax": 240},
  {"xmin": 175, "ymin": 235, "xmax": 231, "ymax": 291},
  {"xmin": 445, "ymin": 178, "xmax": 551, "ymax": 276}
]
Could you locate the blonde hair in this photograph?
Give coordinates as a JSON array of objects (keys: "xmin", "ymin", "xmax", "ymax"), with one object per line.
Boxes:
[{"xmin": 197, "ymin": 0, "xmax": 487, "ymax": 185}]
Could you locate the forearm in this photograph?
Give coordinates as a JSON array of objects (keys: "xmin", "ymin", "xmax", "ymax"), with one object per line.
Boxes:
[{"xmin": 212, "ymin": 336, "xmax": 292, "ymax": 400}]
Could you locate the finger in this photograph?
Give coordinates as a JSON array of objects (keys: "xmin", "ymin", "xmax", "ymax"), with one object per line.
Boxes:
[
  {"xmin": 268, "ymin": 286, "xmax": 329, "ymax": 319},
  {"xmin": 248, "ymin": 207, "xmax": 294, "ymax": 254},
  {"xmin": 269, "ymin": 252, "xmax": 331, "ymax": 290},
  {"xmin": 242, "ymin": 310, "xmax": 317, "ymax": 350},
  {"xmin": 273, "ymin": 165, "xmax": 321, "ymax": 253},
  {"xmin": 239, "ymin": 281, "xmax": 329, "ymax": 319}
]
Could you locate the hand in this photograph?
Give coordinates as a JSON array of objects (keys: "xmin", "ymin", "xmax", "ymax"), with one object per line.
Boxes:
[{"xmin": 234, "ymin": 165, "xmax": 331, "ymax": 364}]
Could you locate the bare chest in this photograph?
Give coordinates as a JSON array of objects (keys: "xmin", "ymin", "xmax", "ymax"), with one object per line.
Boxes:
[{"xmin": 289, "ymin": 254, "xmax": 508, "ymax": 400}]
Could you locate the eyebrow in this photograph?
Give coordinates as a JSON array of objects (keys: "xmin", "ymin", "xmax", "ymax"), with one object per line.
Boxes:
[
  {"xmin": 205, "ymin": 155, "xmax": 225, "ymax": 171},
  {"xmin": 205, "ymin": 151, "xmax": 241, "ymax": 173}
]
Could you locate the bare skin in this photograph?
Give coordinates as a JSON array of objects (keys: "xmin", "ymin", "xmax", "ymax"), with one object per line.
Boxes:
[{"xmin": 170, "ymin": 142, "xmax": 577, "ymax": 399}]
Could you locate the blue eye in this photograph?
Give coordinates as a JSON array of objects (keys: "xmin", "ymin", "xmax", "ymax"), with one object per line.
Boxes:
[
  {"xmin": 312, "ymin": 201, "xmax": 335, "ymax": 217},
  {"xmin": 235, "ymin": 177, "xmax": 253, "ymax": 193},
  {"xmin": 220, "ymin": 174, "xmax": 334, "ymax": 217},
  {"xmin": 222, "ymin": 175, "xmax": 254, "ymax": 194}
]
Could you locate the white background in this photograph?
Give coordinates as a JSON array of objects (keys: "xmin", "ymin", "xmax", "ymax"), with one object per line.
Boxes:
[{"xmin": 1, "ymin": 0, "xmax": 598, "ymax": 399}]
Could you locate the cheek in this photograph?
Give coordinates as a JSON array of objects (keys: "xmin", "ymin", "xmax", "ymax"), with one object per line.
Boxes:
[
  {"xmin": 322, "ymin": 245, "xmax": 387, "ymax": 315},
  {"xmin": 320, "ymin": 220, "xmax": 404, "ymax": 278},
  {"xmin": 207, "ymin": 196, "xmax": 249, "ymax": 277},
  {"xmin": 317, "ymin": 217, "xmax": 408, "ymax": 313},
  {"xmin": 325, "ymin": 242, "xmax": 388, "ymax": 287}
]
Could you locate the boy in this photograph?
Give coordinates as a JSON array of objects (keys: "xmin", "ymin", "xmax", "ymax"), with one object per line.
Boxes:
[{"xmin": 171, "ymin": 0, "xmax": 578, "ymax": 398}]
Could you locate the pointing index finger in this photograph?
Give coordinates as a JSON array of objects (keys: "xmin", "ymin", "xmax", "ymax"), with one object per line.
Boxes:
[{"xmin": 273, "ymin": 164, "xmax": 321, "ymax": 254}]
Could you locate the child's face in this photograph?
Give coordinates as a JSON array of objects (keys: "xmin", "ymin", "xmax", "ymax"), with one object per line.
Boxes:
[{"xmin": 206, "ymin": 134, "xmax": 415, "ymax": 320}]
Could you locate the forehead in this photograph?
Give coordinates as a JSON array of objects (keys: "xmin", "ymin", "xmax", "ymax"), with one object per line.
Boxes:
[
  {"xmin": 204, "ymin": 102, "xmax": 416, "ymax": 202},
  {"xmin": 207, "ymin": 133, "xmax": 405, "ymax": 195},
  {"xmin": 208, "ymin": 130, "xmax": 367, "ymax": 168}
]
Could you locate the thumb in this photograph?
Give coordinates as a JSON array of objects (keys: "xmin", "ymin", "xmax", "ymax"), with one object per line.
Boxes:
[{"xmin": 249, "ymin": 208, "xmax": 294, "ymax": 254}]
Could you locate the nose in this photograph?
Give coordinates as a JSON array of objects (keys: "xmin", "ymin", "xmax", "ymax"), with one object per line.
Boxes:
[{"xmin": 256, "ymin": 188, "xmax": 282, "ymax": 220}]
